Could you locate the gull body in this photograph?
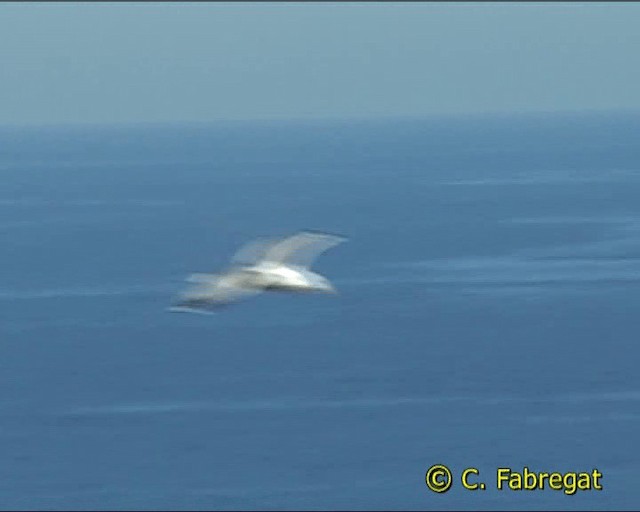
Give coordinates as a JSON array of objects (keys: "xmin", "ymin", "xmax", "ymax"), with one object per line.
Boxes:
[
  {"xmin": 244, "ymin": 262, "xmax": 336, "ymax": 292},
  {"xmin": 170, "ymin": 231, "xmax": 345, "ymax": 312}
]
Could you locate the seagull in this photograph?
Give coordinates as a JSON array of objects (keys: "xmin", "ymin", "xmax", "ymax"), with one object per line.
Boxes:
[{"xmin": 169, "ymin": 231, "xmax": 346, "ymax": 313}]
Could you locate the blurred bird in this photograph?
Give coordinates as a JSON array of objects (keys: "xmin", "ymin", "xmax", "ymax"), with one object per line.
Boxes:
[{"xmin": 169, "ymin": 231, "xmax": 346, "ymax": 313}]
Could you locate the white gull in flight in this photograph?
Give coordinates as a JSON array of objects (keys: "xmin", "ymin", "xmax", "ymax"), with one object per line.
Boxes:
[{"xmin": 169, "ymin": 231, "xmax": 346, "ymax": 313}]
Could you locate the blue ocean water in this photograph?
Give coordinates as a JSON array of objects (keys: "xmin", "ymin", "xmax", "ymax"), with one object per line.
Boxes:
[{"xmin": 1, "ymin": 112, "xmax": 640, "ymax": 510}]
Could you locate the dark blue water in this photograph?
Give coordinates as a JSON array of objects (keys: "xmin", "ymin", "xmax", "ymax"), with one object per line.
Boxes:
[{"xmin": 2, "ymin": 112, "xmax": 640, "ymax": 510}]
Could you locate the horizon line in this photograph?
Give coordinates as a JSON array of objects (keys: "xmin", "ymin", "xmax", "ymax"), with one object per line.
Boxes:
[{"xmin": 1, "ymin": 106, "xmax": 640, "ymax": 131}]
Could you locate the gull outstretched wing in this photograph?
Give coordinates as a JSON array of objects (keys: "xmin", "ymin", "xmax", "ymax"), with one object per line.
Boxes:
[
  {"xmin": 261, "ymin": 231, "xmax": 346, "ymax": 268},
  {"xmin": 172, "ymin": 270, "xmax": 262, "ymax": 311},
  {"xmin": 231, "ymin": 238, "xmax": 280, "ymax": 266}
]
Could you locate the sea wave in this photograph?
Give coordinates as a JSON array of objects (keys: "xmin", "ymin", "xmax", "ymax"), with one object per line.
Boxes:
[
  {"xmin": 65, "ymin": 389, "xmax": 640, "ymax": 418},
  {"xmin": 0, "ymin": 283, "xmax": 176, "ymax": 300},
  {"xmin": 434, "ymin": 169, "xmax": 640, "ymax": 186},
  {"xmin": 0, "ymin": 198, "xmax": 184, "ymax": 207}
]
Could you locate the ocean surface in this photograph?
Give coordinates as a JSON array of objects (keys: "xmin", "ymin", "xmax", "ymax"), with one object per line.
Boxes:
[{"xmin": 1, "ymin": 112, "xmax": 640, "ymax": 510}]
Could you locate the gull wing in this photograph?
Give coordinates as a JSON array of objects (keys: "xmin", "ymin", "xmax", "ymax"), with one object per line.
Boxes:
[
  {"xmin": 231, "ymin": 238, "xmax": 280, "ymax": 266},
  {"xmin": 261, "ymin": 231, "xmax": 346, "ymax": 268},
  {"xmin": 173, "ymin": 270, "xmax": 262, "ymax": 311}
]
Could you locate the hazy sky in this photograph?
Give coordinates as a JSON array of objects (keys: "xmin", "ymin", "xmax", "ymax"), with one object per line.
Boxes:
[{"xmin": 1, "ymin": 2, "xmax": 639, "ymax": 125}]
